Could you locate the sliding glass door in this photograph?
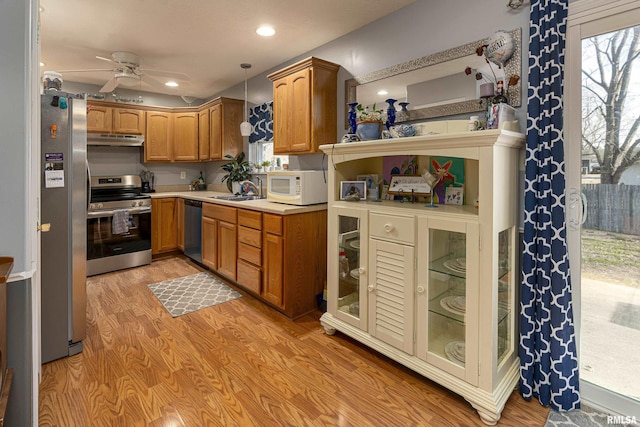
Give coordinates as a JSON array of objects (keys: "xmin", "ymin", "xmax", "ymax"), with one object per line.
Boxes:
[{"xmin": 566, "ymin": 0, "xmax": 640, "ymax": 418}]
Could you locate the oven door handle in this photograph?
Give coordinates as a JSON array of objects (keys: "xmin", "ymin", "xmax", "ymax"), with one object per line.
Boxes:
[{"xmin": 87, "ymin": 207, "xmax": 151, "ymax": 219}]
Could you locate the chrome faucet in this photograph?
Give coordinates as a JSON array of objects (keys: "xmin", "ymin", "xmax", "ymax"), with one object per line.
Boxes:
[{"xmin": 255, "ymin": 176, "xmax": 263, "ymax": 198}]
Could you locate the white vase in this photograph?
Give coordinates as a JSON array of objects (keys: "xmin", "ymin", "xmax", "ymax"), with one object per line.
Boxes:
[{"xmin": 232, "ymin": 181, "xmax": 241, "ymax": 194}]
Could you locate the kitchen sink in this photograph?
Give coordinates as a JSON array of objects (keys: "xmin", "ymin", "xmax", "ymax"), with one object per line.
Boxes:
[{"xmin": 210, "ymin": 195, "xmax": 265, "ymax": 202}]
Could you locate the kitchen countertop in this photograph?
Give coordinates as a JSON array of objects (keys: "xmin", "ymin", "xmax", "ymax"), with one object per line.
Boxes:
[
  {"xmin": 149, "ymin": 191, "xmax": 327, "ymax": 215},
  {"xmin": 0, "ymin": 257, "xmax": 13, "ymax": 284}
]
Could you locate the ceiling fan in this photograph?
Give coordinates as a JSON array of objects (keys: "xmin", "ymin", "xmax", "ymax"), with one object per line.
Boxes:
[{"xmin": 57, "ymin": 51, "xmax": 191, "ymax": 93}]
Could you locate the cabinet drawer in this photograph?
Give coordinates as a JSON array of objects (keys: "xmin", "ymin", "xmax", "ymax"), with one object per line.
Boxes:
[
  {"xmin": 238, "ymin": 209, "xmax": 262, "ymax": 230},
  {"xmin": 203, "ymin": 203, "xmax": 237, "ymax": 223},
  {"xmin": 238, "ymin": 226, "xmax": 261, "ymax": 248},
  {"xmin": 238, "ymin": 242, "xmax": 262, "ymax": 265},
  {"xmin": 264, "ymin": 214, "xmax": 283, "ymax": 235},
  {"xmin": 369, "ymin": 212, "xmax": 415, "ymax": 244},
  {"xmin": 237, "ymin": 259, "xmax": 261, "ymax": 294}
]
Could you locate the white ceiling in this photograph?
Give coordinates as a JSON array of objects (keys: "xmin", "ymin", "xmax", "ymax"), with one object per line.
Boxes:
[{"xmin": 39, "ymin": 0, "xmax": 415, "ymax": 99}]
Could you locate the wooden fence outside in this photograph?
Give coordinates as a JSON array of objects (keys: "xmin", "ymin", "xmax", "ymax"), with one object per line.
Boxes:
[{"xmin": 582, "ymin": 184, "xmax": 640, "ymax": 235}]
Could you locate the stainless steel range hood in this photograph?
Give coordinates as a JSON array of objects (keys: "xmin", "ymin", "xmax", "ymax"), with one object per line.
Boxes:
[{"xmin": 87, "ymin": 133, "xmax": 144, "ymax": 147}]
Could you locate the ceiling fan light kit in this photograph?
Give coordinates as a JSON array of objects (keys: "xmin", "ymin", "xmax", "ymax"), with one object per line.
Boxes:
[
  {"xmin": 55, "ymin": 50, "xmax": 190, "ymax": 94},
  {"xmin": 240, "ymin": 63, "xmax": 252, "ymax": 137}
]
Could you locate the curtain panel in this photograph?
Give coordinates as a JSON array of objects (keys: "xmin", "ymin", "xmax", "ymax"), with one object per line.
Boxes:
[{"xmin": 520, "ymin": 0, "xmax": 580, "ymax": 412}]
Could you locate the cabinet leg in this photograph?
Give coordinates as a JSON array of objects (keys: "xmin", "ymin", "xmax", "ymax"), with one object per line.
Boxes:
[
  {"xmin": 322, "ymin": 324, "xmax": 336, "ymax": 336},
  {"xmin": 475, "ymin": 408, "xmax": 500, "ymax": 426}
]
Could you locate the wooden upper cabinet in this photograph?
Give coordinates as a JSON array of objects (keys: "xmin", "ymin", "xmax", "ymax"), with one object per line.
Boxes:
[
  {"xmin": 209, "ymin": 98, "xmax": 243, "ymax": 161},
  {"xmin": 198, "ymin": 109, "xmax": 210, "ymax": 160},
  {"xmin": 87, "ymin": 105, "xmax": 113, "ymax": 133},
  {"xmin": 173, "ymin": 112, "xmax": 199, "ymax": 161},
  {"xmin": 87, "ymin": 104, "xmax": 145, "ymax": 134},
  {"xmin": 268, "ymin": 57, "xmax": 340, "ymax": 154},
  {"xmin": 272, "ymin": 79, "xmax": 290, "ymax": 154},
  {"xmin": 144, "ymin": 111, "xmax": 173, "ymax": 162},
  {"xmin": 209, "ymin": 104, "xmax": 222, "ymax": 160},
  {"xmin": 113, "ymin": 108, "xmax": 145, "ymax": 134}
]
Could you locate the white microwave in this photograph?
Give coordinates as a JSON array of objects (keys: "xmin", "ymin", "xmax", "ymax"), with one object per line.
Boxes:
[{"xmin": 266, "ymin": 170, "xmax": 328, "ymax": 205}]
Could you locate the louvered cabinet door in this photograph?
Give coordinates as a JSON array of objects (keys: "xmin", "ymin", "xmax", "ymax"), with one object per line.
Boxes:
[{"xmin": 368, "ymin": 239, "xmax": 415, "ymax": 355}]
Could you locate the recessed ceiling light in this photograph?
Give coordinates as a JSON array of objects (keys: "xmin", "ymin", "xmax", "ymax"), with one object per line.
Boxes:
[
  {"xmin": 40, "ymin": 62, "xmax": 45, "ymax": 67},
  {"xmin": 165, "ymin": 81, "xmax": 179, "ymax": 87},
  {"xmin": 377, "ymin": 90, "xmax": 388, "ymax": 96},
  {"xmin": 256, "ymin": 25, "xmax": 275, "ymax": 37}
]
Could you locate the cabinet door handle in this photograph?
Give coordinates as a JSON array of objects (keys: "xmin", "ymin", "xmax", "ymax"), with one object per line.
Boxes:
[
  {"xmin": 416, "ymin": 286, "xmax": 425, "ymax": 294},
  {"xmin": 368, "ymin": 285, "xmax": 375, "ymax": 292},
  {"xmin": 384, "ymin": 223, "xmax": 394, "ymax": 233}
]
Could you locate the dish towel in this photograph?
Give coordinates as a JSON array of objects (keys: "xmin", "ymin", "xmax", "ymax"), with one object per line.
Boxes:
[{"xmin": 112, "ymin": 209, "xmax": 130, "ymax": 235}]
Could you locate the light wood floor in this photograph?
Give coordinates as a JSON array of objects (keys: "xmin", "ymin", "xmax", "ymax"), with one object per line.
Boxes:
[{"xmin": 39, "ymin": 255, "xmax": 550, "ymax": 426}]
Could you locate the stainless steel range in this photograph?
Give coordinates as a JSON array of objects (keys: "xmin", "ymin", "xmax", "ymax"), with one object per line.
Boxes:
[{"xmin": 87, "ymin": 174, "xmax": 152, "ymax": 276}]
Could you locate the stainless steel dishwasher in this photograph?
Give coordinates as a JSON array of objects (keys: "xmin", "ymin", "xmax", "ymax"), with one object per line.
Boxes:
[{"xmin": 184, "ymin": 199, "xmax": 203, "ymax": 264}]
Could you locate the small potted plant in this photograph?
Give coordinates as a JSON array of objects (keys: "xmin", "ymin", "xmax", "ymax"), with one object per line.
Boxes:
[
  {"xmin": 355, "ymin": 103, "xmax": 385, "ymax": 140},
  {"xmin": 261, "ymin": 160, "xmax": 271, "ymax": 172},
  {"xmin": 221, "ymin": 152, "xmax": 251, "ymax": 193}
]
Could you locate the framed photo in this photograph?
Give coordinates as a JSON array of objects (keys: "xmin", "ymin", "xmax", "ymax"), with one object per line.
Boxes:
[
  {"xmin": 387, "ymin": 174, "xmax": 431, "ymax": 196},
  {"xmin": 340, "ymin": 181, "xmax": 367, "ymax": 200},
  {"xmin": 445, "ymin": 186, "xmax": 464, "ymax": 205},
  {"xmin": 357, "ymin": 174, "xmax": 379, "ymax": 200}
]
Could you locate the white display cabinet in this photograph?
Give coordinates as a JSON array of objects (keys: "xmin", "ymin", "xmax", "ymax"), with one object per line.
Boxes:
[{"xmin": 320, "ymin": 129, "xmax": 524, "ymax": 425}]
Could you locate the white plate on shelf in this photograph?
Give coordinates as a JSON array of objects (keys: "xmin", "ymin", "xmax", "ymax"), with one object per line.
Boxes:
[
  {"xmin": 440, "ymin": 296, "xmax": 466, "ymax": 315},
  {"xmin": 443, "ymin": 259, "xmax": 466, "ymax": 273},
  {"xmin": 445, "ymin": 341, "xmax": 466, "ymax": 363},
  {"xmin": 350, "ymin": 268, "xmax": 360, "ymax": 280},
  {"xmin": 350, "ymin": 240, "xmax": 360, "ymax": 249}
]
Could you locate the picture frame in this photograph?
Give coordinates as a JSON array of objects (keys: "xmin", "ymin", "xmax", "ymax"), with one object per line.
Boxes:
[
  {"xmin": 445, "ymin": 186, "xmax": 464, "ymax": 205},
  {"xmin": 387, "ymin": 174, "xmax": 431, "ymax": 196},
  {"xmin": 340, "ymin": 181, "xmax": 367, "ymax": 201},
  {"xmin": 357, "ymin": 174, "xmax": 379, "ymax": 200}
]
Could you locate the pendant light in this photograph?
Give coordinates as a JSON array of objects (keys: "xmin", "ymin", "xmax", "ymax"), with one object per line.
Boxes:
[{"xmin": 240, "ymin": 63, "xmax": 252, "ymax": 137}]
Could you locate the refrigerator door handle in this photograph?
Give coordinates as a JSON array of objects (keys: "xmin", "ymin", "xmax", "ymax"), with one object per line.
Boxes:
[{"xmin": 86, "ymin": 159, "xmax": 92, "ymax": 210}]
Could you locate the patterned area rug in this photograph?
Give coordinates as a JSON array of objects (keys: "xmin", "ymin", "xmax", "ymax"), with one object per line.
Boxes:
[
  {"xmin": 545, "ymin": 405, "xmax": 636, "ymax": 427},
  {"xmin": 148, "ymin": 272, "xmax": 242, "ymax": 317}
]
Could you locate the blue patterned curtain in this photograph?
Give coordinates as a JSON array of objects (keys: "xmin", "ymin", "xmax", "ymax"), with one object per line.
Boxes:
[
  {"xmin": 249, "ymin": 101, "xmax": 273, "ymax": 143},
  {"xmin": 520, "ymin": 0, "xmax": 580, "ymax": 411}
]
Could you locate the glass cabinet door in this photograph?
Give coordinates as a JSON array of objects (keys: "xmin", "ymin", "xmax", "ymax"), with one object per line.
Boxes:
[
  {"xmin": 497, "ymin": 228, "xmax": 514, "ymax": 366},
  {"xmin": 331, "ymin": 207, "xmax": 368, "ymax": 330},
  {"xmin": 416, "ymin": 217, "xmax": 479, "ymax": 385}
]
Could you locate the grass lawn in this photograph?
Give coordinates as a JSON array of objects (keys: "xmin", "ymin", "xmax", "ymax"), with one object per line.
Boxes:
[{"xmin": 581, "ymin": 229, "xmax": 640, "ymax": 288}]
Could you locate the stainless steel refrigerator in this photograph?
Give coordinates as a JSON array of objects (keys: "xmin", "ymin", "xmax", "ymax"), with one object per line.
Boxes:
[{"xmin": 40, "ymin": 90, "xmax": 87, "ymax": 363}]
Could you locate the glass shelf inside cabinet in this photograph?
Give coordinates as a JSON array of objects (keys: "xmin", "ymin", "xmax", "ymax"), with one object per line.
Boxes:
[
  {"xmin": 337, "ymin": 215, "xmax": 361, "ymax": 318},
  {"xmin": 428, "ymin": 228, "xmax": 467, "ymax": 367},
  {"xmin": 497, "ymin": 228, "xmax": 512, "ymax": 364}
]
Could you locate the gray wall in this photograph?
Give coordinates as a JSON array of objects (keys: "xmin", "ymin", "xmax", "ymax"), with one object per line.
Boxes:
[
  {"xmin": 0, "ymin": 0, "xmax": 36, "ymax": 426},
  {"xmin": 205, "ymin": 0, "xmax": 529, "ymax": 175},
  {"xmin": 0, "ymin": 0, "xmax": 31, "ymax": 273}
]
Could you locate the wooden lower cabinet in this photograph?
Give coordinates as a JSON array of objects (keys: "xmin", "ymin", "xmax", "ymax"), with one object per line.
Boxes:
[
  {"xmin": 262, "ymin": 231, "xmax": 284, "ymax": 308},
  {"xmin": 201, "ymin": 216, "xmax": 218, "ymax": 270},
  {"xmin": 217, "ymin": 221, "xmax": 237, "ymax": 280},
  {"xmin": 151, "ymin": 198, "xmax": 179, "ymax": 254},
  {"xmin": 262, "ymin": 211, "xmax": 327, "ymax": 319},
  {"xmin": 202, "ymin": 204, "xmax": 237, "ymax": 280}
]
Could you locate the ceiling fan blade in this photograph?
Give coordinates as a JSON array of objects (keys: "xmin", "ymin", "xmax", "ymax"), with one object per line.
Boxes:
[
  {"xmin": 100, "ymin": 77, "xmax": 119, "ymax": 93},
  {"xmin": 96, "ymin": 55, "xmax": 113, "ymax": 62},
  {"xmin": 56, "ymin": 68, "xmax": 114, "ymax": 73},
  {"xmin": 142, "ymin": 74, "xmax": 170, "ymax": 91},
  {"xmin": 142, "ymin": 69, "xmax": 191, "ymax": 81}
]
